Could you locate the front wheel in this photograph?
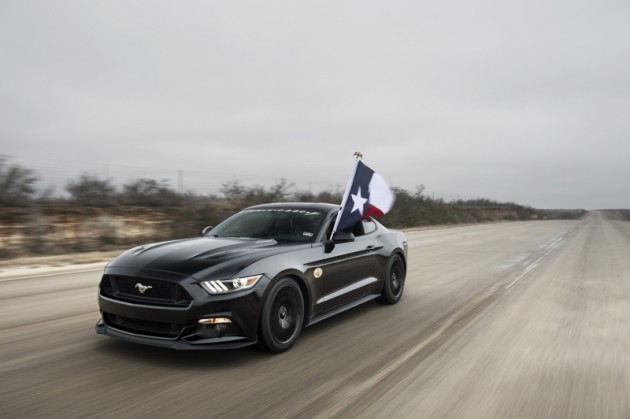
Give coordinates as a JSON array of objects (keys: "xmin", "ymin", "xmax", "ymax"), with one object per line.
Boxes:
[
  {"xmin": 259, "ymin": 277, "xmax": 304, "ymax": 353},
  {"xmin": 378, "ymin": 254, "xmax": 405, "ymax": 304}
]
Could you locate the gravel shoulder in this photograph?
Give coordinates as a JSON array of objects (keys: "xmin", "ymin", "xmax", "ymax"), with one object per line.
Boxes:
[{"xmin": 0, "ymin": 250, "xmax": 124, "ymax": 279}]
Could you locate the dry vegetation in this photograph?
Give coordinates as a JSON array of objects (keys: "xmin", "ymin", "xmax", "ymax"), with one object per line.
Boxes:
[{"xmin": 1, "ymin": 156, "xmax": 570, "ymax": 259}]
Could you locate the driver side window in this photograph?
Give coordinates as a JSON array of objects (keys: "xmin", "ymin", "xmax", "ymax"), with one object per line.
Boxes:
[
  {"xmin": 361, "ymin": 219, "xmax": 377, "ymax": 235},
  {"xmin": 353, "ymin": 218, "xmax": 377, "ymax": 236}
]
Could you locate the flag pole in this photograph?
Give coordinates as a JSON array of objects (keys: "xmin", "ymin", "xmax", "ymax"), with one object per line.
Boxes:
[{"xmin": 330, "ymin": 152, "xmax": 362, "ymax": 240}]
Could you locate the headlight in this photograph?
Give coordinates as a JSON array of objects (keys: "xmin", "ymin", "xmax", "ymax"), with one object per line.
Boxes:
[{"xmin": 200, "ymin": 275, "xmax": 262, "ymax": 294}]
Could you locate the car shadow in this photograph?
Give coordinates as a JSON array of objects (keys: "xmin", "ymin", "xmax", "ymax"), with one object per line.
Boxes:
[
  {"xmin": 94, "ymin": 300, "xmax": 384, "ymax": 369},
  {"xmin": 96, "ymin": 338, "xmax": 266, "ymax": 369}
]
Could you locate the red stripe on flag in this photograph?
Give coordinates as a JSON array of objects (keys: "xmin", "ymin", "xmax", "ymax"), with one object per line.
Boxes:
[{"xmin": 364, "ymin": 205, "xmax": 384, "ymax": 218}]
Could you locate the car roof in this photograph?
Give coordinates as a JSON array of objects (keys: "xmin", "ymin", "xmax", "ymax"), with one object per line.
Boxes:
[{"xmin": 245, "ymin": 202, "xmax": 339, "ymax": 213}]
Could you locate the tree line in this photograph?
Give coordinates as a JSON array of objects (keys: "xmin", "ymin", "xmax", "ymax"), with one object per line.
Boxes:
[{"xmin": 1, "ymin": 155, "xmax": 550, "ymax": 232}]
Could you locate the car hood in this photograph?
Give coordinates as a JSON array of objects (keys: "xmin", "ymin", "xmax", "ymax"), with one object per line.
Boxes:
[{"xmin": 106, "ymin": 237, "xmax": 306, "ymax": 280}]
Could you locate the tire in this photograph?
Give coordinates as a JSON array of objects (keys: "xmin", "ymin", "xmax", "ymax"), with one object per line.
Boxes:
[
  {"xmin": 259, "ymin": 277, "xmax": 304, "ymax": 353},
  {"xmin": 379, "ymin": 254, "xmax": 405, "ymax": 304}
]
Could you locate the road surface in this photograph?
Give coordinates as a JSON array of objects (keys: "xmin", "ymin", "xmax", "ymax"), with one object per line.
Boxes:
[{"xmin": 1, "ymin": 211, "xmax": 629, "ymax": 418}]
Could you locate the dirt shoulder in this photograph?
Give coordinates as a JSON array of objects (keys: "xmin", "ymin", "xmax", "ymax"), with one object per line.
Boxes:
[
  {"xmin": 0, "ymin": 249, "xmax": 125, "ymax": 273},
  {"xmin": 0, "ymin": 222, "xmax": 512, "ymax": 275}
]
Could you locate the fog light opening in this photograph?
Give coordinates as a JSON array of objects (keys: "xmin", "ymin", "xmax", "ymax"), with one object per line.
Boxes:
[
  {"xmin": 198, "ymin": 317, "xmax": 232, "ymax": 325},
  {"xmin": 196, "ymin": 317, "xmax": 234, "ymax": 338}
]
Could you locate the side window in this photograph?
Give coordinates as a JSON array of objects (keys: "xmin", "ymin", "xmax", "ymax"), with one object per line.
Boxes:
[
  {"xmin": 350, "ymin": 218, "xmax": 377, "ymax": 237},
  {"xmin": 362, "ymin": 219, "xmax": 377, "ymax": 235}
]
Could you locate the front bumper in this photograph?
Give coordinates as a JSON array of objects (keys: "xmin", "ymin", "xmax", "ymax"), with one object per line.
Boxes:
[
  {"xmin": 96, "ymin": 269, "xmax": 270, "ymax": 350},
  {"xmin": 95, "ymin": 317, "xmax": 255, "ymax": 350}
]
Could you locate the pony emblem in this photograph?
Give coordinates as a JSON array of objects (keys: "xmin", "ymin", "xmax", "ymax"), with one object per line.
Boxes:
[{"xmin": 135, "ymin": 283, "xmax": 153, "ymax": 294}]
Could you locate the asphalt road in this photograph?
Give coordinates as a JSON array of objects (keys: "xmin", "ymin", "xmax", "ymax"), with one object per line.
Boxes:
[{"xmin": 2, "ymin": 211, "xmax": 629, "ymax": 418}]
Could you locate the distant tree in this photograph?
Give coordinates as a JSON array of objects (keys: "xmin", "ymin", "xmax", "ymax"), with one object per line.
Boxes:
[
  {"xmin": 313, "ymin": 186, "xmax": 343, "ymax": 204},
  {"xmin": 220, "ymin": 179, "xmax": 246, "ymax": 202},
  {"xmin": 219, "ymin": 178, "xmax": 295, "ymax": 206},
  {"xmin": 121, "ymin": 178, "xmax": 180, "ymax": 206},
  {"xmin": 266, "ymin": 178, "xmax": 294, "ymax": 201},
  {"xmin": 35, "ymin": 185, "xmax": 56, "ymax": 203},
  {"xmin": 293, "ymin": 190, "xmax": 316, "ymax": 202},
  {"xmin": 0, "ymin": 156, "xmax": 39, "ymax": 206},
  {"xmin": 66, "ymin": 174, "xmax": 116, "ymax": 206}
]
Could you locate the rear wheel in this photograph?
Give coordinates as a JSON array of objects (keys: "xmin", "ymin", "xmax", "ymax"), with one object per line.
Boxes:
[
  {"xmin": 379, "ymin": 254, "xmax": 405, "ymax": 304},
  {"xmin": 259, "ymin": 277, "xmax": 304, "ymax": 353}
]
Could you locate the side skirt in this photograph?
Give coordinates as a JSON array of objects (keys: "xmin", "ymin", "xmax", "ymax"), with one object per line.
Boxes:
[{"xmin": 306, "ymin": 294, "xmax": 380, "ymax": 327}]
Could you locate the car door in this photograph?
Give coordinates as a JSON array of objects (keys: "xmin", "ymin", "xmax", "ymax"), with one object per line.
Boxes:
[{"xmin": 313, "ymin": 224, "xmax": 379, "ymax": 314}]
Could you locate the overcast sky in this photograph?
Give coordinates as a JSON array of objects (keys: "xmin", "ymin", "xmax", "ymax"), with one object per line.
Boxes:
[{"xmin": 1, "ymin": 0, "xmax": 629, "ymax": 209}]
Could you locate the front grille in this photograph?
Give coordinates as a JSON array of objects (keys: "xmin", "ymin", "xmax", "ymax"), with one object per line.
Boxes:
[
  {"xmin": 103, "ymin": 313, "xmax": 192, "ymax": 338},
  {"xmin": 100, "ymin": 275, "xmax": 192, "ymax": 307}
]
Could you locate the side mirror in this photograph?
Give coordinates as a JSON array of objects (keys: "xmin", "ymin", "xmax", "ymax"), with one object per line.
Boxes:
[
  {"xmin": 201, "ymin": 226, "xmax": 214, "ymax": 236},
  {"xmin": 333, "ymin": 231, "xmax": 355, "ymax": 243},
  {"xmin": 323, "ymin": 231, "xmax": 355, "ymax": 253}
]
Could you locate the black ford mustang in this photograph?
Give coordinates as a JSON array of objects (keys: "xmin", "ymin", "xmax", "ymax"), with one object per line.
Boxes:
[{"xmin": 96, "ymin": 202, "xmax": 407, "ymax": 352}]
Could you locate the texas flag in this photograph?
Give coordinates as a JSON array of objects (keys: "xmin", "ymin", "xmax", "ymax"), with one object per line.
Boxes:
[{"xmin": 332, "ymin": 160, "xmax": 396, "ymax": 234}]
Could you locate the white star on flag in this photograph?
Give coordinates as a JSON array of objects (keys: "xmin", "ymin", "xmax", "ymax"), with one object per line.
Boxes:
[{"xmin": 350, "ymin": 187, "xmax": 368, "ymax": 215}]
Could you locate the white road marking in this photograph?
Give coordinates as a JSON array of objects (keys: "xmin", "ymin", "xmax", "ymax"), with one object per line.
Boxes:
[{"xmin": 505, "ymin": 232, "xmax": 567, "ymax": 289}]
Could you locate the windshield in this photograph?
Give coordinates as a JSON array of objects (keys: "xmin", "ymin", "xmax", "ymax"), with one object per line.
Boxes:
[{"xmin": 207, "ymin": 208, "xmax": 326, "ymax": 243}]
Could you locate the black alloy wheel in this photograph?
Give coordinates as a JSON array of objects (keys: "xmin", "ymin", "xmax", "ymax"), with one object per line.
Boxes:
[
  {"xmin": 259, "ymin": 277, "xmax": 304, "ymax": 353},
  {"xmin": 379, "ymin": 254, "xmax": 405, "ymax": 304}
]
